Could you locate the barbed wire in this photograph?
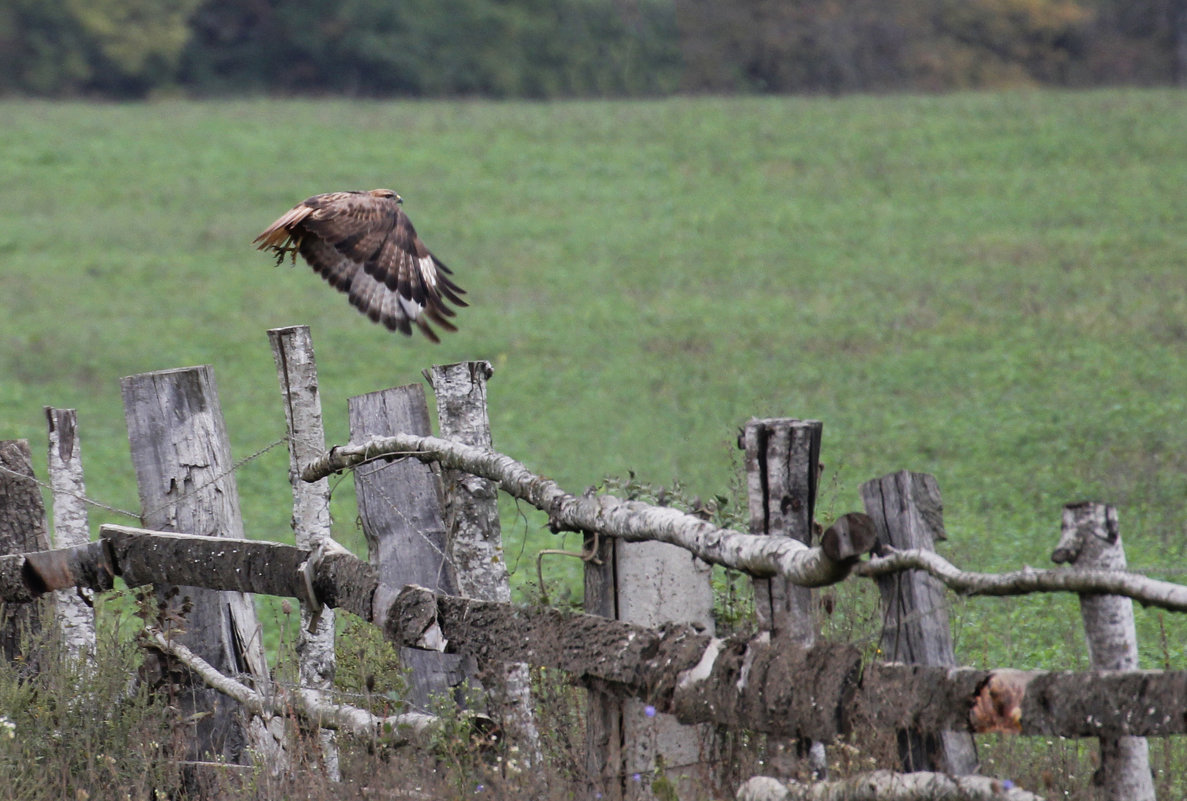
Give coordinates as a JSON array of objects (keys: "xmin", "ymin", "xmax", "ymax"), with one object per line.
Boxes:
[{"xmin": 0, "ymin": 435, "xmax": 290, "ymax": 524}]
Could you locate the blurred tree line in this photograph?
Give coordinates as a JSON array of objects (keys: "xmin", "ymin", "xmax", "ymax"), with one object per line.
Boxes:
[{"xmin": 0, "ymin": 0, "xmax": 1184, "ymax": 98}]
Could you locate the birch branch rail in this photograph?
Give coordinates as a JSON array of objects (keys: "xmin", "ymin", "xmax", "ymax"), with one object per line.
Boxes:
[
  {"xmin": 143, "ymin": 627, "xmax": 441, "ymax": 747},
  {"xmin": 301, "ymin": 434, "xmax": 873, "ymax": 587},
  {"xmin": 856, "ymin": 548, "xmax": 1187, "ymax": 611}
]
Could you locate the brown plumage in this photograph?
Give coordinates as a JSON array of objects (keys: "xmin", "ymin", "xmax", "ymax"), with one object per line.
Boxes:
[{"xmin": 253, "ymin": 189, "xmax": 466, "ymax": 342}]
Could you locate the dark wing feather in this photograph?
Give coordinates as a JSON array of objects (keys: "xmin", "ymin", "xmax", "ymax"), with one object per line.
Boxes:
[{"xmin": 254, "ymin": 189, "xmax": 466, "ymax": 341}]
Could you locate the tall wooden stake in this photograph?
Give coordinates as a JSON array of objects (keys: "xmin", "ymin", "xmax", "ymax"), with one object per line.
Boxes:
[
  {"xmin": 269, "ymin": 326, "xmax": 340, "ymax": 780},
  {"xmin": 740, "ymin": 418, "xmax": 827, "ymax": 776},
  {"xmin": 0, "ymin": 440, "xmax": 52, "ymax": 668},
  {"xmin": 1054, "ymin": 502, "xmax": 1154, "ymax": 801},
  {"xmin": 44, "ymin": 408, "xmax": 96, "ymax": 662},
  {"xmin": 860, "ymin": 471, "xmax": 977, "ymax": 775},
  {"xmin": 426, "ymin": 361, "xmax": 541, "ymax": 762},
  {"xmin": 349, "ymin": 384, "xmax": 468, "ymax": 712},
  {"xmin": 121, "ymin": 366, "xmax": 282, "ymax": 768}
]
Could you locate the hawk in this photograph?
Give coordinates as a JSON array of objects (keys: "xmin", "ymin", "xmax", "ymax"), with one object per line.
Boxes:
[{"xmin": 254, "ymin": 189, "xmax": 466, "ymax": 342}]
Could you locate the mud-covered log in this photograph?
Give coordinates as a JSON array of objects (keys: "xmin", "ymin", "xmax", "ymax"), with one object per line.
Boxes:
[
  {"xmin": 10, "ymin": 529, "xmax": 1187, "ymax": 741},
  {"xmin": 381, "ymin": 585, "xmax": 860, "ymax": 741},
  {"xmin": 104, "ymin": 525, "xmax": 308, "ymax": 598}
]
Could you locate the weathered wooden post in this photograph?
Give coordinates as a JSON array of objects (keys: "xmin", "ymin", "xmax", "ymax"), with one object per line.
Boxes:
[
  {"xmin": 269, "ymin": 326, "xmax": 339, "ymax": 780},
  {"xmin": 859, "ymin": 470, "xmax": 978, "ymax": 775},
  {"xmin": 121, "ymin": 366, "xmax": 282, "ymax": 769},
  {"xmin": 1053, "ymin": 502, "xmax": 1155, "ymax": 801},
  {"xmin": 0, "ymin": 440, "xmax": 52, "ymax": 668},
  {"xmin": 739, "ymin": 417, "xmax": 827, "ymax": 776},
  {"xmin": 426, "ymin": 361, "xmax": 541, "ymax": 760},
  {"xmin": 349, "ymin": 384, "xmax": 469, "ymax": 712},
  {"xmin": 44, "ymin": 408, "xmax": 96, "ymax": 662},
  {"xmin": 584, "ymin": 485, "xmax": 715, "ymax": 798}
]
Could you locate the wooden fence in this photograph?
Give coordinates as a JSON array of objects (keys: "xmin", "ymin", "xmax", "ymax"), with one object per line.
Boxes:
[{"xmin": 1, "ymin": 325, "xmax": 1185, "ymax": 801}]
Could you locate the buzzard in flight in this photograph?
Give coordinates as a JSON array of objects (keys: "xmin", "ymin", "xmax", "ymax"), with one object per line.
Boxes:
[{"xmin": 254, "ymin": 189, "xmax": 466, "ymax": 342}]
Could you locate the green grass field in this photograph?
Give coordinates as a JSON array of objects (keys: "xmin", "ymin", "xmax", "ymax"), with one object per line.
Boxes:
[{"xmin": 3, "ymin": 91, "xmax": 1187, "ymax": 681}]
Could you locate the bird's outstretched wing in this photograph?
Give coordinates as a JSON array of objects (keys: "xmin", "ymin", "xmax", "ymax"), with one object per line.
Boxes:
[{"xmin": 253, "ymin": 189, "xmax": 467, "ymax": 342}]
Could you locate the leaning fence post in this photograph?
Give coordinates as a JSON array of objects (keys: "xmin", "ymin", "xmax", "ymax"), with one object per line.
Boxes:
[
  {"xmin": 740, "ymin": 417, "xmax": 827, "ymax": 777},
  {"xmin": 121, "ymin": 366, "xmax": 283, "ymax": 770},
  {"xmin": 1053, "ymin": 502, "xmax": 1155, "ymax": 801},
  {"xmin": 348, "ymin": 384, "xmax": 470, "ymax": 712},
  {"xmin": 426, "ymin": 361, "xmax": 541, "ymax": 762},
  {"xmin": 0, "ymin": 440, "xmax": 52, "ymax": 669},
  {"xmin": 268, "ymin": 326, "xmax": 340, "ymax": 781},
  {"xmin": 859, "ymin": 470, "xmax": 978, "ymax": 775},
  {"xmin": 44, "ymin": 408, "xmax": 96, "ymax": 662}
]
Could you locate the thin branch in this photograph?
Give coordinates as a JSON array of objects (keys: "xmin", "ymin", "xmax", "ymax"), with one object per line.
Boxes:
[
  {"xmin": 303, "ymin": 434, "xmax": 869, "ymax": 588},
  {"xmin": 856, "ymin": 548, "xmax": 1187, "ymax": 612},
  {"xmin": 142, "ymin": 627, "xmax": 440, "ymax": 746}
]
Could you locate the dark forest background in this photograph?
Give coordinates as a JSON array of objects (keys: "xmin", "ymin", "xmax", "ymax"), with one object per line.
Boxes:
[{"xmin": 1, "ymin": 0, "xmax": 1186, "ymax": 98}]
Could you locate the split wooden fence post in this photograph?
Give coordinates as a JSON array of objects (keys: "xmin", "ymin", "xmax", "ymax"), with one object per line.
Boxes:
[
  {"xmin": 121, "ymin": 366, "xmax": 282, "ymax": 769},
  {"xmin": 859, "ymin": 470, "xmax": 978, "ymax": 775},
  {"xmin": 348, "ymin": 384, "xmax": 470, "ymax": 712},
  {"xmin": 584, "ymin": 483, "xmax": 715, "ymax": 798},
  {"xmin": 426, "ymin": 361, "xmax": 541, "ymax": 762},
  {"xmin": 740, "ymin": 417, "xmax": 827, "ymax": 777},
  {"xmin": 44, "ymin": 408, "xmax": 96, "ymax": 662},
  {"xmin": 1053, "ymin": 502, "xmax": 1155, "ymax": 801},
  {"xmin": 0, "ymin": 439, "xmax": 52, "ymax": 669},
  {"xmin": 268, "ymin": 326, "xmax": 340, "ymax": 780}
]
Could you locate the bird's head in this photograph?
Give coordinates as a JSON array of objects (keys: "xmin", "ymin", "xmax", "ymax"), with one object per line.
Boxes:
[{"xmin": 370, "ymin": 188, "xmax": 403, "ymax": 204}]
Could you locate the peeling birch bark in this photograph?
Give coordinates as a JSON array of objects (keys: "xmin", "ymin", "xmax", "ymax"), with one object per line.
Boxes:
[
  {"xmin": 302, "ymin": 433, "xmax": 871, "ymax": 587},
  {"xmin": 45, "ymin": 408, "xmax": 97, "ymax": 662},
  {"xmin": 1053, "ymin": 503, "xmax": 1154, "ymax": 801},
  {"xmin": 427, "ymin": 361, "xmax": 542, "ymax": 765},
  {"xmin": 269, "ymin": 326, "xmax": 340, "ymax": 780},
  {"xmin": 736, "ymin": 770, "xmax": 1045, "ymax": 801}
]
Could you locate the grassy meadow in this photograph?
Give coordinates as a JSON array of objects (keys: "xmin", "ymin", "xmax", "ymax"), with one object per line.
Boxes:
[{"xmin": 2, "ymin": 90, "xmax": 1187, "ymax": 682}]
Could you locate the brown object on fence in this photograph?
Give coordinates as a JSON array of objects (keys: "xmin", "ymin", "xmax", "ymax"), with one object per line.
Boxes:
[
  {"xmin": 1053, "ymin": 502, "xmax": 1155, "ymax": 801},
  {"xmin": 0, "ymin": 439, "xmax": 52, "ymax": 669},
  {"xmin": 348, "ymin": 384, "xmax": 470, "ymax": 712},
  {"xmin": 860, "ymin": 471, "xmax": 978, "ymax": 775},
  {"xmin": 120, "ymin": 366, "xmax": 280, "ymax": 768}
]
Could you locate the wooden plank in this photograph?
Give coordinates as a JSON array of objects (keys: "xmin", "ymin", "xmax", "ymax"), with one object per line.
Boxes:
[
  {"xmin": 269, "ymin": 326, "xmax": 339, "ymax": 780},
  {"xmin": 1054, "ymin": 503, "xmax": 1154, "ymax": 801},
  {"xmin": 860, "ymin": 471, "xmax": 978, "ymax": 775},
  {"xmin": 44, "ymin": 407, "xmax": 96, "ymax": 661},
  {"xmin": 0, "ymin": 439, "xmax": 52, "ymax": 668},
  {"xmin": 120, "ymin": 366, "xmax": 276, "ymax": 766},
  {"xmin": 348, "ymin": 384, "xmax": 467, "ymax": 713}
]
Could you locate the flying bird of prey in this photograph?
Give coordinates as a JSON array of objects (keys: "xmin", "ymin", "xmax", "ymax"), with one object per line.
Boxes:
[{"xmin": 254, "ymin": 189, "xmax": 466, "ymax": 342}]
